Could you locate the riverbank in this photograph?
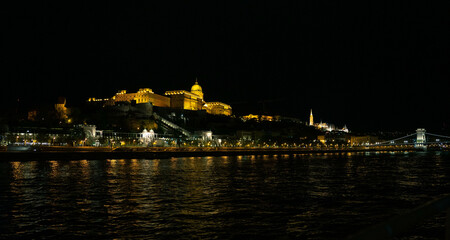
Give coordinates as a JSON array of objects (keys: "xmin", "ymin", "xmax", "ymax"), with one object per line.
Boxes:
[{"xmin": 0, "ymin": 145, "xmax": 424, "ymax": 161}]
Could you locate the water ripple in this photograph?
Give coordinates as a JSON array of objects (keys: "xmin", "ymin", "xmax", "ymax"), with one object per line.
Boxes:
[{"xmin": 1, "ymin": 152, "xmax": 449, "ymax": 239}]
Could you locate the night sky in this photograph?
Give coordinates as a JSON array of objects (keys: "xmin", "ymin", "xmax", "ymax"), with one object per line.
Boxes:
[{"xmin": 2, "ymin": 1, "xmax": 449, "ymax": 132}]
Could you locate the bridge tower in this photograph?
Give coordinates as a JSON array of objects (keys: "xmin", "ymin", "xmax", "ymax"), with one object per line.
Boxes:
[{"xmin": 415, "ymin": 128, "xmax": 427, "ymax": 149}]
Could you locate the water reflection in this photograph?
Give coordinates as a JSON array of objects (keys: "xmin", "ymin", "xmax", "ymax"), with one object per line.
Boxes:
[
  {"xmin": 1, "ymin": 152, "xmax": 450, "ymax": 239},
  {"xmin": 10, "ymin": 161, "xmax": 22, "ymax": 180}
]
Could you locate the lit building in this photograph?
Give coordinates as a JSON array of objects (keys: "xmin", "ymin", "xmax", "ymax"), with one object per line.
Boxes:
[
  {"xmin": 317, "ymin": 121, "xmax": 328, "ymax": 130},
  {"xmin": 350, "ymin": 136, "xmax": 379, "ymax": 146},
  {"xmin": 317, "ymin": 135, "xmax": 326, "ymax": 144},
  {"xmin": 205, "ymin": 102, "xmax": 232, "ymax": 116},
  {"xmin": 165, "ymin": 90, "xmax": 204, "ymax": 110},
  {"xmin": 308, "ymin": 109, "xmax": 349, "ymax": 133},
  {"xmin": 242, "ymin": 114, "xmax": 259, "ymax": 121},
  {"xmin": 241, "ymin": 114, "xmax": 279, "ymax": 122},
  {"xmin": 164, "ymin": 80, "xmax": 205, "ymax": 110},
  {"xmin": 317, "ymin": 132, "xmax": 351, "ymax": 145},
  {"xmin": 88, "ymin": 79, "xmax": 232, "ymax": 116},
  {"xmin": 104, "ymin": 88, "xmax": 170, "ymax": 107}
]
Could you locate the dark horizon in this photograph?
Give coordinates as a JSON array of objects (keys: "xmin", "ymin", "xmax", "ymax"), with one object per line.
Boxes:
[{"xmin": 2, "ymin": 1, "xmax": 449, "ymax": 133}]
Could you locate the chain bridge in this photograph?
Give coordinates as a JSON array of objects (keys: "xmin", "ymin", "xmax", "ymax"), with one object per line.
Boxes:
[{"xmin": 371, "ymin": 128, "xmax": 450, "ymax": 150}]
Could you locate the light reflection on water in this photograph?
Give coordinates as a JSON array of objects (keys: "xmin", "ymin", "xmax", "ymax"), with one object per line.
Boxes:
[{"xmin": 1, "ymin": 152, "xmax": 450, "ymax": 239}]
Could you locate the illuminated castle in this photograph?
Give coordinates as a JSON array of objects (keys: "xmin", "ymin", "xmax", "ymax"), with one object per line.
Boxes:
[{"xmin": 88, "ymin": 79, "xmax": 232, "ymax": 116}]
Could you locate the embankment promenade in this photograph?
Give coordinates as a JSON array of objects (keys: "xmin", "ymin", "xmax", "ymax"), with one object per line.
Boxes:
[{"xmin": 0, "ymin": 145, "xmax": 425, "ymax": 161}]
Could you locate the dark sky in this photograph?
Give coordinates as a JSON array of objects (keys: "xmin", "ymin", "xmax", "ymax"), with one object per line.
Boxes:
[{"xmin": 2, "ymin": 1, "xmax": 449, "ymax": 132}]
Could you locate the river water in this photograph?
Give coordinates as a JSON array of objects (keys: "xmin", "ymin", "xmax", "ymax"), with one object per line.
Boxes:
[{"xmin": 1, "ymin": 151, "xmax": 449, "ymax": 239}]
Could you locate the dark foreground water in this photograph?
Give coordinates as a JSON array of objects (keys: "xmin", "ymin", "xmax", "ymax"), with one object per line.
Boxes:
[{"xmin": 1, "ymin": 152, "xmax": 450, "ymax": 239}]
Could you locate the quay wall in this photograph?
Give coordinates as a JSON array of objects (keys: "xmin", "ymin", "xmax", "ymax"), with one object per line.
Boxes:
[{"xmin": 0, "ymin": 146, "xmax": 423, "ymax": 161}]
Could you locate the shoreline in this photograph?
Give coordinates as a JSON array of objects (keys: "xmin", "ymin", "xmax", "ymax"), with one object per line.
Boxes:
[{"xmin": 0, "ymin": 146, "xmax": 428, "ymax": 161}]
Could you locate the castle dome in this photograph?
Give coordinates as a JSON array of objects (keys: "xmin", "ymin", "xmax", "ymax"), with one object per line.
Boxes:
[
  {"xmin": 191, "ymin": 80, "xmax": 202, "ymax": 92},
  {"xmin": 191, "ymin": 79, "xmax": 203, "ymax": 98}
]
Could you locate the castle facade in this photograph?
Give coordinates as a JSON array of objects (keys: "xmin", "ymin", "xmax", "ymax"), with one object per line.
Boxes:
[{"xmin": 88, "ymin": 79, "xmax": 232, "ymax": 116}]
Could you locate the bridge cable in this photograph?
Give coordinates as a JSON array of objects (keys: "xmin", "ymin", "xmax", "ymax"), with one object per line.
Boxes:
[
  {"xmin": 425, "ymin": 133, "xmax": 450, "ymax": 139},
  {"xmin": 375, "ymin": 133, "xmax": 417, "ymax": 145}
]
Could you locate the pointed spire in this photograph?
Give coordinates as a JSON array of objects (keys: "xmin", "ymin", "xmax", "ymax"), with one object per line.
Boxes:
[{"xmin": 195, "ymin": 77, "xmax": 198, "ymax": 85}]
